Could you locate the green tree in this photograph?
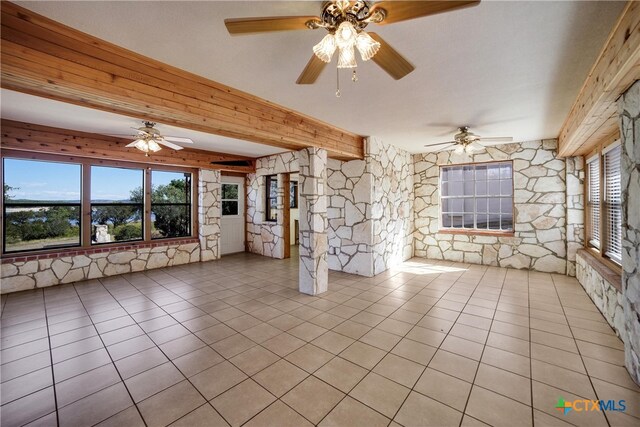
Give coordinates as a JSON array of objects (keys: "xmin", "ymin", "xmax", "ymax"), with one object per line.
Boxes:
[
  {"xmin": 92, "ymin": 205, "xmax": 139, "ymax": 229},
  {"xmin": 151, "ymin": 179, "xmax": 190, "ymax": 238},
  {"xmin": 3, "ymin": 184, "xmax": 17, "ymax": 202}
]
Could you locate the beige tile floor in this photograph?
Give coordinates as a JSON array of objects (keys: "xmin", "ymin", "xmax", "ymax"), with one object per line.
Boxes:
[{"xmin": 1, "ymin": 252, "xmax": 639, "ymax": 426}]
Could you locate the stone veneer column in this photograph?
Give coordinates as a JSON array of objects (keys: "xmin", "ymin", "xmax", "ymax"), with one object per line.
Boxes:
[
  {"xmin": 298, "ymin": 147, "xmax": 328, "ymax": 295},
  {"xmin": 566, "ymin": 156, "xmax": 585, "ymax": 276},
  {"xmin": 619, "ymin": 80, "xmax": 640, "ymax": 385},
  {"xmin": 198, "ymin": 169, "xmax": 221, "ymax": 262}
]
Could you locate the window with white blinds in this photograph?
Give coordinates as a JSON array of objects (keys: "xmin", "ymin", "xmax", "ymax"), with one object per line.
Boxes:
[
  {"xmin": 603, "ymin": 143, "xmax": 622, "ymax": 263},
  {"xmin": 587, "ymin": 155, "xmax": 600, "ymax": 249}
]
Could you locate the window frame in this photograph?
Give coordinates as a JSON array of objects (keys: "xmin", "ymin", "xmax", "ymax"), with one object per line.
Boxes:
[
  {"xmin": 1, "ymin": 150, "xmax": 198, "ymax": 257},
  {"xmin": 90, "ymin": 164, "xmax": 145, "ymax": 246},
  {"xmin": 290, "ymin": 180, "xmax": 298, "ymax": 209},
  {"xmin": 584, "ymin": 139, "xmax": 622, "ymax": 272},
  {"xmin": 265, "ymin": 174, "xmax": 278, "ymax": 223},
  {"xmin": 2, "ymin": 157, "xmax": 83, "ymax": 254},
  {"xmin": 438, "ymin": 160, "xmax": 515, "ymax": 236},
  {"xmin": 221, "ymin": 182, "xmax": 241, "ymax": 217},
  {"xmin": 150, "ymin": 170, "xmax": 193, "ymax": 240}
]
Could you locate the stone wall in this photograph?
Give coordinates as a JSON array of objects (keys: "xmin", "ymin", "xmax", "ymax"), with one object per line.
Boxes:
[
  {"xmin": 327, "ymin": 157, "xmax": 373, "ymax": 276},
  {"xmin": 576, "ymin": 251, "xmax": 625, "ymax": 335},
  {"xmin": 199, "ymin": 169, "xmax": 222, "ymax": 261},
  {"xmin": 298, "ymin": 148, "xmax": 328, "ymax": 295},
  {"xmin": 619, "ymin": 81, "xmax": 640, "ymax": 385},
  {"xmin": 413, "ymin": 140, "xmax": 567, "ymax": 273},
  {"xmin": 1, "ymin": 240, "xmax": 200, "ymax": 293},
  {"xmin": 246, "ymin": 151, "xmax": 297, "ymax": 258},
  {"xmin": 566, "ymin": 156, "xmax": 585, "ymax": 276},
  {"xmin": 369, "ymin": 137, "xmax": 414, "ymax": 274}
]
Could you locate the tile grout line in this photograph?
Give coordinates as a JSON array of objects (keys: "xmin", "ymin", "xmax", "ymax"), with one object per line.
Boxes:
[
  {"xmin": 67, "ymin": 282, "xmax": 150, "ymax": 427},
  {"xmin": 549, "ymin": 274, "xmax": 612, "ymax": 427},
  {"xmin": 456, "ymin": 266, "xmax": 510, "ymax": 427},
  {"xmin": 42, "ymin": 288, "xmax": 61, "ymax": 427}
]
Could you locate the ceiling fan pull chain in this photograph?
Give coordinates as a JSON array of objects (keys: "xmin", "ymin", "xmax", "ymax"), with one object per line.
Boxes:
[
  {"xmin": 336, "ymin": 67, "xmax": 341, "ymax": 98},
  {"xmin": 352, "ymin": 69, "xmax": 358, "ymax": 82}
]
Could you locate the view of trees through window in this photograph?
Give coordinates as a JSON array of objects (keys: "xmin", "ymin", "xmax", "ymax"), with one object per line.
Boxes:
[
  {"xmin": 151, "ymin": 171, "xmax": 192, "ymax": 239},
  {"xmin": 3, "ymin": 158, "xmax": 82, "ymax": 253},
  {"xmin": 2, "ymin": 157, "xmax": 194, "ymax": 254},
  {"xmin": 91, "ymin": 166, "xmax": 144, "ymax": 244}
]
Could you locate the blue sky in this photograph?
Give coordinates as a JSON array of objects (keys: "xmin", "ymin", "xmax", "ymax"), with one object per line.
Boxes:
[{"xmin": 4, "ymin": 158, "xmax": 187, "ymax": 202}]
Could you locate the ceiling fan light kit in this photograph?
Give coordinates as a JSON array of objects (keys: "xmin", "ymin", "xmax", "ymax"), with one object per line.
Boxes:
[
  {"xmin": 121, "ymin": 121, "xmax": 195, "ymax": 155},
  {"xmin": 225, "ymin": 1, "xmax": 481, "ymax": 91}
]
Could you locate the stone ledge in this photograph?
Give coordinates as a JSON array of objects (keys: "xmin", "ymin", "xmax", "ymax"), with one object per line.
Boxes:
[
  {"xmin": 577, "ymin": 248, "xmax": 622, "ymax": 292},
  {"xmin": 1, "ymin": 237, "xmax": 200, "ymax": 265}
]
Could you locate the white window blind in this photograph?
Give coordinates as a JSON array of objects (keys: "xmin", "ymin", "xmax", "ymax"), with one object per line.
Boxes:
[
  {"xmin": 603, "ymin": 143, "xmax": 622, "ymax": 263},
  {"xmin": 587, "ymin": 155, "xmax": 600, "ymax": 249}
]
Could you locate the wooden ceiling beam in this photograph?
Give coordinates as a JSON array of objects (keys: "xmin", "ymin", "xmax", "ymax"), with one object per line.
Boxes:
[
  {"xmin": 558, "ymin": 1, "xmax": 640, "ymax": 157},
  {"xmin": 1, "ymin": 120, "xmax": 256, "ymax": 173},
  {"xmin": 0, "ymin": 2, "xmax": 365, "ymax": 160}
]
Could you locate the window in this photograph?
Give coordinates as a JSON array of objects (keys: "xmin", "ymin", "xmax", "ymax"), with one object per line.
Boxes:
[
  {"xmin": 151, "ymin": 171, "xmax": 192, "ymax": 239},
  {"xmin": 290, "ymin": 181, "xmax": 298, "ymax": 209},
  {"xmin": 604, "ymin": 144, "xmax": 622, "ymax": 263},
  {"xmin": 3, "ymin": 158, "xmax": 82, "ymax": 253},
  {"xmin": 586, "ymin": 154, "xmax": 600, "ymax": 248},
  {"xmin": 586, "ymin": 141, "xmax": 622, "ymax": 267},
  {"xmin": 222, "ymin": 183, "xmax": 239, "ymax": 216},
  {"xmin": 440, "ymin": 161, "xmax": 513, "ymax": 232},
  {"xmin": 91, "ymin": 166, "xmax": 144, "ymax": 244},
  {"xmin": 2, "ymin": 151, "xmax": 197, "ymax": 255},
  {"xmin": 265, "ymin": 175, "xmax": 277, "ymax": 222}
]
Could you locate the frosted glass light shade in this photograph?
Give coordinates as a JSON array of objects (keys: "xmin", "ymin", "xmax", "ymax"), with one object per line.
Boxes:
[
  {"xmin": 337, "ymin": 45, "xmax": 357, "ymax": 68},
  {"xmin": 133, "ymin": 139, "xmax": 148, "ymax": 152},
  {"xmin": 147, "ymin": 140, "xmax": 162, "ymax": 152},
  {"xmin": 355, "ymin": 32, "xmax": 380, "ymax": 61},
  {"xmin": 335, "ymin": 21, "xmax": 357, "ymax": 49},
  {"xmin": 313, "ymin": 34, "xmax": 337, "ymax": 63},
  {"xmin": 454, "ymin": 145, "xmax": 465, "ymax": 155}
]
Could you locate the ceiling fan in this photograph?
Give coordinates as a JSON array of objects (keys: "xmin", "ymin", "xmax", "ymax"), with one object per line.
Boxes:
[
  {"xmin": 424, "ymin": 126, "xmax": 513, "ymax": 154},
  {"xmin": 120, "ymin": 122, "xmax": 194, "ymax": 155},
  {"xmin": 225, "ymin": 1, "xmax": 480, "ymax": 86}
]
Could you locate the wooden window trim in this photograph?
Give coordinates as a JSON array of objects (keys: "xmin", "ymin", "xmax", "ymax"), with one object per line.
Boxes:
[
  {"xmin": 583, "ymin": 140, "xmax": 623, "ymax": 274},
  {"xmin": 1, "ymin": 149, "xmax": 198, "ymax": 258},
  {"xmin": 437, "ymin": 229, "xmax": 515, "ymax": 238}
]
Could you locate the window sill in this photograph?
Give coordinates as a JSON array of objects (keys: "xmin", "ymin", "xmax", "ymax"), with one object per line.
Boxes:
[
  {"xmin": 438, "ymin": 229, "xmax": 515, "ymax": 238},
  {"xmin": 578, "ymin": 248, "xmax": 622, "ymax": 292},
  {"xmin": 1, "ymin": 237, "xmax": 199, "ymax": 264}
]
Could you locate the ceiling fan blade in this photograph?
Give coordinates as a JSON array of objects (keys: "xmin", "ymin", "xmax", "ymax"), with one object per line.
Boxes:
[
  {"xmin": 296, "ymin": 54, "xmax": 328, "ymax": 84},
  {"xmin": 163, "ymin": 136, "xmax": 194, "ymax": 144},
  {"xmin": 157, "ymin": 139, "xmax": 184, "ymax": 151},
  {"xmin": 367, "ymin": 33, "xmax": 415, "ymax": 80},
  {"xmin": 469, "ymin": 141, "xmax": 485, "ymax": 151},
  {"xmin": 479, "ymin": 137, "xmax": 513, "ymax": 142},
  {"xmin": 424, "ymin": 141, "xmax": 456, "ymax": 147},
  {"xmin": 439, "ymin": 144, "xmax": 460, "ymax": 152},
  {"xmin": 225, "ymin": 16, "xmax": 319, "ymax": 35},
  {"xmin": 372, "ymin": 1, "xmax": 481, "ymax": 25}
]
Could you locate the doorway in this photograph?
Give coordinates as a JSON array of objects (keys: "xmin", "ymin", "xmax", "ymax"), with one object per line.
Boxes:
[{"xmin": 220, "ymin": 176, "xmax": 245, "ymax": 255}]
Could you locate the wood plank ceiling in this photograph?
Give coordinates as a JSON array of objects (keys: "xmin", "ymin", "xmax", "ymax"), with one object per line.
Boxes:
[
  {"xmin": 0, "ymin": 2, "xmax": 365, "ymax": 161},
  {"xmin": 1, "ymin": 120, "xmax": 256, "ymax": 173},
  {"xmin": 558, "ymin": 1, "xmax": 640, "ymax": 157}
]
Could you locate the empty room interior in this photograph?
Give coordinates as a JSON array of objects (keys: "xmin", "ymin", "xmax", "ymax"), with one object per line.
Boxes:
[{"xmin": 2, "ymin": 1, "xmax": 640, "ymax": 426}]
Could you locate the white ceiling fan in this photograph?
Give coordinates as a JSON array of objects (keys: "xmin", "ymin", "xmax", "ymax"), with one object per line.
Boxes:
[
  {"xmin": 118, "ymin": 121, "xmax": 194, "ymax": 155},
  {"xmin": 424, "ymin": 126, "xmax": 513, "ymax": 154}
]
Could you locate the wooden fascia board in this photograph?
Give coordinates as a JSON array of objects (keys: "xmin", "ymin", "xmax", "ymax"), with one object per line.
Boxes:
[
  {"xmin": 0, "ymin": 119, "xmax": 256, "ymax": 173},
  {"xmin": 0, "ymin": 2, "xmax": 365, "ymax": 160},
  {"xmin": 558, "ymin": 1, "xmax": 640, "ymax": 157}
]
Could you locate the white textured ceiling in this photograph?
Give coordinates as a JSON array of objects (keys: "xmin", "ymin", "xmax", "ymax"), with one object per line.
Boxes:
[{"xmin": 9, "ymin": 1, "xmax": 625, "ymax": 153}]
